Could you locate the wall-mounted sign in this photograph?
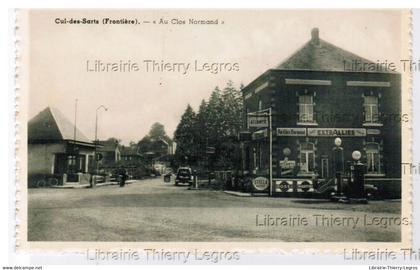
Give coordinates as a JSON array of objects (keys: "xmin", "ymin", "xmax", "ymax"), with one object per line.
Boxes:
[
  {"xmin": 274, "ymin": 179, "xmax": 314, "ymax": 193},
  {"xmin": 252, "ymin": 176, "xmax": 269, "ymax": 191},
  {"xmin": 307, "ymin": 128, "xmax": 366, "ymax": 137},
  {"xmin": 280, "ymin": 159, "xmax": 296, "ymax": 175},
  {"xmin": 248, "ymin": 115, "xmax": 269, "ymax": 128},
  {"xmin": 238, "ymin": 131, "xmax": 252, "ymax": 141},
  {"xmin": 277, "ymin": 128, "xmax": 306, "ymax": 136},
  {"xmin": 252, "ymin": 129, "xmax": 268, "ymax": 140},
  {"xmin": 205, "ymin": 147, "xmax": 215, "ymax": 154},
  {"xmin": 297, "ymin": 180, "xmax": 313, "ymax": 192},
  {"xmin": 366, "ymin": 129, "xmax": 381, "ymax": 135},
  {"xmin": 275, "ymin": 180, "xmax": 293, "ymax": 192}
]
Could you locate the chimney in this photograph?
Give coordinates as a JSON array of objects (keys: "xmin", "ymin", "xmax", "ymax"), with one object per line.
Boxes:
[{"xmin": 311, "ymin": 27, "xmax": 320, "ymax": 45}]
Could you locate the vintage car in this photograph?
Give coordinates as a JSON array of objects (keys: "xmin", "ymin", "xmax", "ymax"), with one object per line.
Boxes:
[{"xmin": 175, "ymin": 167, "xmax": 193, "ymax": 186}]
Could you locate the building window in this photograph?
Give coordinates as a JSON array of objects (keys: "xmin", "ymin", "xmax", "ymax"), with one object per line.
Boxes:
[
  {"xmin": 77, "ymin": 155, "xmax": 86, "ymax": 173},
  {"xmin": 366, "ymin": 143, "xmax": 381, "ymax": 174},
  {"xmin": 67, "ymin": 155, "xmax": 76, "ymax": 174},
  {"xmin": 364, "ymin": 95, "xmax": 380, "ymax": 124},
  {"xmin": 299, "ymin": 142, "xmax": 315, "ymax": 173},
  {"xmin": 298, "ymin": 95, "xmax": 315, "ymax": 123}
]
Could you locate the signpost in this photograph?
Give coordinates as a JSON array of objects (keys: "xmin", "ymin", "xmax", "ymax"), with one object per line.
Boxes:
[{"xmin": 247, "ymin": 108, "xmax": 273, "ymax": 196}]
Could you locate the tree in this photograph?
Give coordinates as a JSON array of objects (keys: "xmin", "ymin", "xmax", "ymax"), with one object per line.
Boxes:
[
  {"xmin": 173, "ymin": 81, "xmax": 245, "ymax": 170},
  {"xmin": 206, "ymin": 86, "xmax": 225, "ymax": 146},
  {"xmin": 105, "ymin": 137, "xmax": 121, "ymax": 144},
  {"xmin": 148, "ymin": 122, "xmax": 171, "ymax": 143},
  {"xmin": 194, "ymin": 99, "xmax": 209, "ymax": 159},
  {"xmin": 173, "ymin": 104, "xmax": 197, "ymax": 165},
  {"xmin": 137, "ymin": 135, "xmax": 152, "ymax": 154},
  {"xmin": 221, "ymin": 80, "xmax": 243, "ymax": 137}
]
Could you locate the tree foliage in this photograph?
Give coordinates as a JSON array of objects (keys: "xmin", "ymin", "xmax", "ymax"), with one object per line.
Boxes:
[{"xmin": 173, "ymin": 81, "xmax": 244, "ymax": 170}]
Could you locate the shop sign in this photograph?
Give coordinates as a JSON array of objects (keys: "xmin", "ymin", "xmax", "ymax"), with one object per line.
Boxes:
[
  {"xmin": 367, "ymin": 129, "xmax": 381, "ymax": 135},
  {"xmin": 275, "ymin": 180, "xmax": 293, "ymax": 192},
  {"xmin": 280, "ymin": 159, "xmax": 296, "ymax": 175},
  {"xmin": 238, "ymin": 131, "xmax": 252, "ymax": 141},
  {"xmin": 206, "ymin": 147, "xmax": 216, "ymax": 154},
  {"xmin": 248, "ymin": 115, "xmax": 269, "ymax": 128},
  {"xmin": 252, "ymin": 176, "xmax": 269, "ymax": 191},
  {"xmin": 277, "ymin": 128, "xmax": 306, "ymax": 136},
  {"xmin": 274, "ymin": 180, "xmax": 314, "ymax": 193},
  {"xmin": 297, "ymin": 180, "xmax": 313, "ymax": 192},
  {"xmin": 307, "ymin": 128, "xmax": 366, "ymax": 137},
  {"xmin": 252, "ymin": 129, "xmax": 268, "ymax": 140}
]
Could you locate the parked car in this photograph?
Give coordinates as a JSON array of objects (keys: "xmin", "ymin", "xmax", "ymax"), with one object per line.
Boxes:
[{"xmin": 175, "ymin": 167, "xmax": 193, "ymax": 186}]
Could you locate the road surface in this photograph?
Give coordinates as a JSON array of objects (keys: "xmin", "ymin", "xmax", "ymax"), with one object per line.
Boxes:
[{"xmin": 28, "ymin": 178, "xmax": 402, "ymax": 242}]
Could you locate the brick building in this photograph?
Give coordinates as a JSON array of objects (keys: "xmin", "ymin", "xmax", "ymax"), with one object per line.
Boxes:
[{"xmin": 241, "ymin": 28, "xmax": 401, "ymax": 197}]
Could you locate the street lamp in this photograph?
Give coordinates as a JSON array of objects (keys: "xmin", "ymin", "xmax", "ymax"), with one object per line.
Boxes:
[{"xmin": 94, "ymin": 105, "xmax": 108, "ymax": 176}]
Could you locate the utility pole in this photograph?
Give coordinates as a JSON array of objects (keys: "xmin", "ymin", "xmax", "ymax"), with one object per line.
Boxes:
[
  {"xmin": 94, "ymin": 105, "xmax": 108, "ymax": 175},
  {"xmin": 72, "ymin": 99, "xmax": 78, "ymax": 174},
  {"xmin": 247, "ymin": 108, "xmax": 273, "ymax": 196},
  {"xmin": 268, "ymin": 108, "xmax": 273, "ymax": 197}
]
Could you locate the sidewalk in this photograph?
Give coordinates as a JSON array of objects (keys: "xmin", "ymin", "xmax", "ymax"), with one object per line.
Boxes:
[
  {"xmin": 223, "ymin": 190, "xmax": 268, "ymax": 197},
  {"xmin": 50, "ymin": 180, "xmax": 137, "ymax": 189}
]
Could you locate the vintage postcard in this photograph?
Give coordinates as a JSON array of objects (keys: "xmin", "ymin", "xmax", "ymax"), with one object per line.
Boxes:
[{"xmin": 16, "ymin": 8, "xmax": 412, "ymax": 261}]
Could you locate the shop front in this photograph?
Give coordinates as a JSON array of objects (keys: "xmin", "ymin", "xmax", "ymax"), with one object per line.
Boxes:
[{"xmin": 243, "ymin": 127, "xmax": 388, "ymax": 197}]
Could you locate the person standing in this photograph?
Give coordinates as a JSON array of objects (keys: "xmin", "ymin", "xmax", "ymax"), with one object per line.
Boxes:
[{"xmin": 119, "ymin": 166, "xmax": 128, "ymax": 187}]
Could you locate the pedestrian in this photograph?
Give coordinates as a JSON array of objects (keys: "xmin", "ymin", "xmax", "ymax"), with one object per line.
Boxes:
[{"xmin": 119, "ymin": 166, "xmax": 128, "ymax": 187}]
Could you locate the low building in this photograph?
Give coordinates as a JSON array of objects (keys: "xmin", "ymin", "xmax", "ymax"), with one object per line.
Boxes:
[
  {"xmin": 241, "ymin": 28, "xmax": 401, "ymax": 198},
  {"xmin": 95, "ymin": 139, "xmax": 121, "ymax": 170},
  {"xmin": 120, "ymin": 145, "xmax": 142, "ymax": 166},
  {"xmin": 119, "ymin": 146, "xmax": 144, "ymax": 178},
  {"xmin": 28, "ymin": 107, "xmax": 96, "ymax": 187}
]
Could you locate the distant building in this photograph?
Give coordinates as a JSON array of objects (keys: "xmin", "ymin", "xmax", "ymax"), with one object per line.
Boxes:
[
  {"xmin": 28, "ymin": 107, "xmax": 96, "ymax": 187},
  {"xmin": 95, "ymin": 139, "xmax": 121, "ymax": 169},
  {"xmin": 120, "ymin": 145, "xmax": 142, "ymax": 166},
  {"xmin": 241, "ymin": 28, "xmax": 401, "ymax": 197}
]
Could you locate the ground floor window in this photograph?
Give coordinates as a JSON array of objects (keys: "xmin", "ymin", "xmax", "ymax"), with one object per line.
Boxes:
[
  {"xmin": 67, "ymin": 155, "xmax": 77, "ymax": 174},
  {"xmin": 299, "ymin": 142, "xmax": 315, "ymax": 173},
  {"xmin": 77, "ymin": 155, "xmax": 86, "ymax": 173},
  {"xmin": 366, "ymin": 142, "xmax": 381, "ymax": 174}
]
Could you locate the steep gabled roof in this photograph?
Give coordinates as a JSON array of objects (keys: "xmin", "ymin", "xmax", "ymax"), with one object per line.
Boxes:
[
  {"xmin": 275, "ymin": 28, "xmax": 391, "ymax": 73},
  {"xmin": 28, "ymin": 107, "xmax": 91, "ymax": 143}
]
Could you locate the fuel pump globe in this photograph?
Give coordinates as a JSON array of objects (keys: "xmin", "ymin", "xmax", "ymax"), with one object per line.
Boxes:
[
  {"xmin": 334, "ymin": 137, "xmax": 342, "ymax": 147},
  {"xmin": 283, "ymin": 147, "xmax": 291, "ymax": 157},
  {"xmin": 352, "ymin": 150, "xmax": 362, "ymax": 161}
]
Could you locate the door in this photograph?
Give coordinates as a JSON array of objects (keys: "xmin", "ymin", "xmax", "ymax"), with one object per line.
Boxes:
[
  {"xmin": 54, "ymin": 154, "xmax": 67, "ymax": 174},
  {"xmin": 321, "ymin": 158, "xmax": 329, "ymax": 179},
  {"xmin": 299, "ymin": 142, "xmax": 315, "ymax": 173}
]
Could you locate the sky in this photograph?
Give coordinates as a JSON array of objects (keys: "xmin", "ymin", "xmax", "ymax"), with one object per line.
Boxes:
[{"xmin": 27, "ymin": 9, "xmax": 404, "ymax": 144}]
